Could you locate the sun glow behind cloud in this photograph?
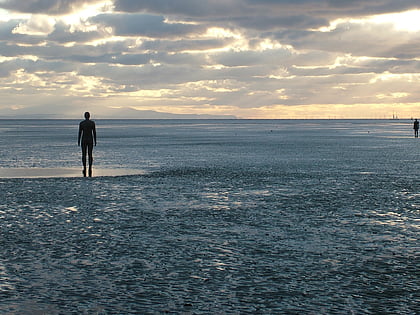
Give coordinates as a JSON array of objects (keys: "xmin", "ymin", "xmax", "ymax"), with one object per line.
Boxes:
[
  {"xmin": 62, "ymin": 1, "xmax": 113, "ymax": 25},
  {"xmin": 321, "ymin": 9, "xmax": 420, "ymax": 33},
  {"xmin": 371, "ymin": 9, "xmax": 420, "ymax": 32}
]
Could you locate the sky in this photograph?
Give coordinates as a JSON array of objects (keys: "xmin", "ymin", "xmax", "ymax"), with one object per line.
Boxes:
[{"xmin": 1, "ymin": 0, "xmax": 420, "ymax": 119}]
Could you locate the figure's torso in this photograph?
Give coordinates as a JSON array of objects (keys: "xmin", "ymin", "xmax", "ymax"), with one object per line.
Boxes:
[{"xmin": 80, "ymin": 119, "xmax": 95, "ymax": 142}]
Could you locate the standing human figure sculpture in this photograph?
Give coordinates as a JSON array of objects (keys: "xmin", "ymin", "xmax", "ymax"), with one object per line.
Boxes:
[
  {"xmin": 78, "ymin": 112, "xmax": 96, "ymax": 177},
  {"xmin": 414, "ymin": 119, "xmax": 419, "ymax": 138}
]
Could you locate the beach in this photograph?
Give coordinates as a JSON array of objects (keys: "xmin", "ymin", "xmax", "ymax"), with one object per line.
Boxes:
[{"xmin": 0, "ymin": 119, "xmax": 418, "ymax": 313}]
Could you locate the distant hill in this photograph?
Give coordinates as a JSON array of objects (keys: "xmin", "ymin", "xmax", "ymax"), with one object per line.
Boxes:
[
  {"xmin": 98, "ymin": 108, "xmax": 237, "ymax": 119},
  {"xmin": 1, "ymin": 108, "xmax": 237, "ymax": 119}
]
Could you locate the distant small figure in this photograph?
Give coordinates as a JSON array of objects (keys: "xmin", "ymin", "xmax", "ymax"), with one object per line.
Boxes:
[
  {"xmin": 78, "ymin": 112, "xmax": 96, "ymax": 177},
  {"xmin": 414, "ymin": 119, "xmax": 419, "ymax": 138}
]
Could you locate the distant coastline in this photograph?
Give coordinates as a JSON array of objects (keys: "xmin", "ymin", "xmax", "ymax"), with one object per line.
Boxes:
[
  {"xmin": 0, "ymin": 107, "xmax": 414, "ymax": 120},
  {"xmin": 0, "ymin": 108, "xmax": 237, "ymax": 120},
  {"xmin": 0, "ymin": 117, "xmax": 413, "ymax": 121}
]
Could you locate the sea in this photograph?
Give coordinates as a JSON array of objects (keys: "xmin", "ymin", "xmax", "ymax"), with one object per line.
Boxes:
[{"xmin": 0, "ymin": 119, "xmax": 418, "ymax": 314}]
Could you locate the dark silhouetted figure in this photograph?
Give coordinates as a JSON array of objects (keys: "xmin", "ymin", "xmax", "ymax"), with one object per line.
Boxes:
[
  {"xmin": 78, "ymin": 112, "xmax": 96, "ymax": 177},
  {"xmin": 414, "ymin": 119, "xmax": 419, "ymax": 138}
]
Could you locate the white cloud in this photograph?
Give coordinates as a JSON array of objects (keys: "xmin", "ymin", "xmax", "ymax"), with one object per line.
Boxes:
[{"xmin": 12, "ymin": 15, "xmax": 56, "ymax": 35}]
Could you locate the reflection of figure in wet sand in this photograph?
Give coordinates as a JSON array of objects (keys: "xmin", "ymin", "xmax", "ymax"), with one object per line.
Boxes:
[
  {"xmin": 414, "ymin": 119, "xmax": 419, "ymax": 138},
  {"xmin": 78, "ymin": 112, "xmax": 96, "ymax": 177}
]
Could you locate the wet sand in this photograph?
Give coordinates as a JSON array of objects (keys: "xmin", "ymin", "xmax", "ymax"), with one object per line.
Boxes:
[
  {"xmin": 0, "ymin": 119, "xmax": 418, "ymax": 313},
  {"xmin": 0, "ymin": 168, "xmax": 144, "ymax": 179}
]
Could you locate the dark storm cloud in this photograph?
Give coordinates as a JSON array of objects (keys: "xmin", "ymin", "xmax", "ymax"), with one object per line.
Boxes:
[
  {"xmin": 0, "ymin": 0, "xmax": 102, "ymax": 14},
  {"xmin": 90, "ymin": 13, "xmax": 207, "ymax": 38}
]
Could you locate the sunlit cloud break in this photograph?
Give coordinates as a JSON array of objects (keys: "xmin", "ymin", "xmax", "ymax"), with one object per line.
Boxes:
[{"xmin": 0, "ymin": 0, "xmax": 420, "ymax": 118}]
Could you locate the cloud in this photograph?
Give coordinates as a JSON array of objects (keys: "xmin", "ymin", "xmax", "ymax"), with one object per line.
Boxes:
[
  {"xmin": 272, "ymin": 21, "xmax": 420, "ymax": 59},
  {"xmin": 1, "ymin": 0, "xmax": 420, "ymax": 118},
  {"xmin": 90, "ymin": 13, "xmax": 207, "ymax": 38},
  {"xmin": 0, "ymin": 0, "xmax": 103, "ymax": 14},
  {"xmin": 140, "ymin": 38, "xmax": 235, "ymax": 53},
  {"xmin": 12, "ymin": 15, "xmax": 56, "ymax": 35},
  {"xmin": 232, "ymin": 15, "xmax": 329, "ymax": 31},
  {"xmin": 47, "ymin": 21, "xmax": 103, "ymax": 43},
  {"xmin": 114, "ymin": 0, "xmax": 247, "ymax": 17},
  {"xmin": 114, "ymin": 0, "xmax": 420, "ymax": 20}
]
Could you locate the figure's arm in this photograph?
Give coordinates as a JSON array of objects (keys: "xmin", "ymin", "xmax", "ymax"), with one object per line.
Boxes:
[
  {"xmin": 93, "ymin": 123, "xmax": 97, "ymax": 146},
  {"xmin": 78, "ymin": 124, "xmax": 82, "ymax": 146}
]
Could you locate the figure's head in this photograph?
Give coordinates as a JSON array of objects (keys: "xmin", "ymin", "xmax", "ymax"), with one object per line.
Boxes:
[{"xmin": 84, "ymin": 112, "xmax": 90, "ymax": 119}]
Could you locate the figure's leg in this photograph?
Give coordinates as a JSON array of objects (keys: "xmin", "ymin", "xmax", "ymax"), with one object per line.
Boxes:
[
  {"xmin": 81, "ymin": 143, "xmax": 87, "ymax": 176},
  {"xmin": 87, "ymin": 143, "xmax": 93, "ymax": 177}
]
